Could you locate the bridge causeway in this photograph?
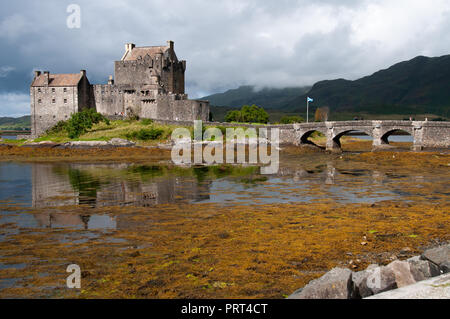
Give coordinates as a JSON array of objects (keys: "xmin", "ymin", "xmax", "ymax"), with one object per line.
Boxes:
[{"xmin": 153, "ymin": 119, "xmax": 450, "ymax": 152}]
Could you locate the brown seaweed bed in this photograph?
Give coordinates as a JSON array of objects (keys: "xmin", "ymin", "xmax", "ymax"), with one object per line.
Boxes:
[{"xmin": 0, "ymin": 141, "xmax": 449, "ymax": 299}]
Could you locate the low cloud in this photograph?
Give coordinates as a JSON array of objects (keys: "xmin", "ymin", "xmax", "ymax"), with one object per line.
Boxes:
[{"xmin": 0, "ymin": 0, "xmax": 450, "ymax": 116}]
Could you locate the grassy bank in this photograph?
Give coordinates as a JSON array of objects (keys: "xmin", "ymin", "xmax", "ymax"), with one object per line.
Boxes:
[{"xmin": 30, "ymin": 119, "xmax": 179, "ymax": 146}]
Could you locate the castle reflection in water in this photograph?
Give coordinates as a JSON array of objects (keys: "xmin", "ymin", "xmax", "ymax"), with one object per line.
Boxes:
[{"xmin": 31, "ymin": 163, "xmax": 212, "ymax": 230}]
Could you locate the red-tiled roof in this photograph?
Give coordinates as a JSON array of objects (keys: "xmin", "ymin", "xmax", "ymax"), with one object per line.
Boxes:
[{"xmin": 31, "ymin": 73, "xmax": 82, "ymax": 87}]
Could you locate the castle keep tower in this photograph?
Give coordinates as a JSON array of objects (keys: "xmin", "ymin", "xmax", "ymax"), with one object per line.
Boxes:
[
  {"xmin": 31, "ymin": 41, "xmax": 210, "ymax": 137},
  {"xmin": 94, "ymin": 41, "xmax": 209, "ymax": 123}
]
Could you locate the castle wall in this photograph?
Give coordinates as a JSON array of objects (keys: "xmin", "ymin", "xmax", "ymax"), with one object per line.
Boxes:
[
  {"xmin": 160, "ymin": 60, "xmax": 186, "ymax": 94},
  {"xmin": 155, "ymin": 95, "xmax": 210, "ymax": 121},
  {"xmin": 114, "ymin": 58, "xmax": 162, "ymax": 87},
  {"xmin": 93, "ymin": 84, "xmax": 210, "ymax": 122},
  {"xmin": 93, "ymin": 85, "xmax": 125, "ymax": 116}
]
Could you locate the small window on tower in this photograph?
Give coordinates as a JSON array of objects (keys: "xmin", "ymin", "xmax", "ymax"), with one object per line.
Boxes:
[
  {"xmin": 64, "ymin": 99, "xmax": 67, "ymax": 104},
  {"xmin": 38, "ymin": 88, "xmax": 41, "ymax": 93},
  {"xmin": 52, "ymin": 88, "xmax": 55, "ymax": 93},
  {"xmin": 52, "ymin": 99, "xmax": 56, "ymax": 104},
  {"xmin": 38, "ymin": 99, "xmax": 42, "ymax": 104},
  {"xmin": 63, "ymin": 88, "xmax": 67, "ymax": 93}
]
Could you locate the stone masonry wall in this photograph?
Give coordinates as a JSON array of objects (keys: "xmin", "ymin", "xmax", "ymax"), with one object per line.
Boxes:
[
  {"xmin": 420, "ymin": 122, "xmax": 450, "ymax": 148},
  {"xmin": 93, "ymin": 85, "xmax": 125, "ymax": 116},
  {"xmin": 31, "ymin": 86, "xmax": 79, "ymax": 137}
]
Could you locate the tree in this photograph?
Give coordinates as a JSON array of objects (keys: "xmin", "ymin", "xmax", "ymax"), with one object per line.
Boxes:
[
  {"xmin": 315, "ymin": 107, "xmax": 330, "ymax": 122},
  {"xmin": 224, "ymin": 110, "xmax": 242, "ymax": 123},
  {"xmin": 225, "ymin": 105, "xmax": 269, "ymax": 124}
]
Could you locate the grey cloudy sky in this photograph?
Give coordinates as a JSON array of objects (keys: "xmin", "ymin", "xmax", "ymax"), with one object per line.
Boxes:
[{"xmin": 1, "ymin": 0, "xmax": 450, "ymax": 116}]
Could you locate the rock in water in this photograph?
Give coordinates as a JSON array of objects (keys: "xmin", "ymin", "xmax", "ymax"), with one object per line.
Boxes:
[{"xmin": 288, "ymin": 267, "xmax": 353, "ymax": 299}]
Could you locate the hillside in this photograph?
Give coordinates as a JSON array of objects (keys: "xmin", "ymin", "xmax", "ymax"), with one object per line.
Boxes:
[
  {"xmin": 0, "ymin": 116, "xmax": 31, "ymax": 131},
  {"xmin": 202, "ymin": 86, "xmax": 310, "ymax": 109},
  {"xmin": 202, "ymin": 55, "xmax": 450, "ymax": 118}
]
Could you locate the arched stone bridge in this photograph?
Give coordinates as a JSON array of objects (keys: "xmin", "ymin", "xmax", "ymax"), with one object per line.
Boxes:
[
  {"xmin": 156, "ymin": 119, "xmax": 450, "ymax": 152},
  {"xmin": 288, "ymin": 120, "xmax": 450, "ymax": 151}
]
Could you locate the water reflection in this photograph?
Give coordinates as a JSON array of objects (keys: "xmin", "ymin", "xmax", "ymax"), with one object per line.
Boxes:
[
  {"xmin": 32, "ymin": 163, "xmax": 212, "ymax": 208},
  {"xmin": 0, "ymin": 159, "xmax": 446, "ymax": 232},
  {"xmin": 5, "ymin": 162, "xmax": 433, "ymax": 210}
]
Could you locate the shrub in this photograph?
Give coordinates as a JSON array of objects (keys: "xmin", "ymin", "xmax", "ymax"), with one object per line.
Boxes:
[
  {"xmin": 46, "ymin": 120, "xmax": 68, "ymax": 135},
  {"xmin": 280, "ymin": 116, "xmax": 304, "ymax": 124},
  {"xmin": 66, "ymin": 109, "xmax": 110, "ymax": 139},
  {"xmin": 46, "ymin": 109, "xmax": 109, "ymax": 139},
  {"xmin": 126, "ymin": 128, "xmax": 164, "ymax": 141}
]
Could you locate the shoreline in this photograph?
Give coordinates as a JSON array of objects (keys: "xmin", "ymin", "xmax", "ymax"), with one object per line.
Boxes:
[
  {"xmin": 289, "ymin": 242, "xmax": 450, "ymax": 299},
  {"xmin": 0, "ymin": 139, "xmax": 447, "ymax": 163}
]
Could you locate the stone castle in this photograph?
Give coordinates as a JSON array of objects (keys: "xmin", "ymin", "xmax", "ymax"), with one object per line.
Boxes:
[{"xmin": 30, "ymin": 41, "xmax": 210, "ymax": 136}]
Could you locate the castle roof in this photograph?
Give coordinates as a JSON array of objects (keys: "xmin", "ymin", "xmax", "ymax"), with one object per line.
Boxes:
[
  {"xmin": 122, "ymin": 46, "xmax": 169, "ymax": 61},
  {"xmin": 31, "ymin": 73, "xmax": 83, "ymax": 87}
]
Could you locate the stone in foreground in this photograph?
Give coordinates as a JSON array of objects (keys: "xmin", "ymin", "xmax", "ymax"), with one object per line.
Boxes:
[
  {"xmin": 366, "ymin": 273, "xmax": 450, "ymax": 299},
  {"xmin": 386, "ymin": 260, "xmax": 417, "ymax": 288},
  {"xmin": 352, "ymin": 265, "xmax": 397, "ymax": 298},
  {"xmin": 288, "ymin": 267, "xmax": 353, "ymax": 299},
  {"xmin": 421, "ymin": 244, "xmax": 450, "ymax": 270},
  {"xmin": 407, "ymin": 256, "xmax": 441, "ymax": 281}
]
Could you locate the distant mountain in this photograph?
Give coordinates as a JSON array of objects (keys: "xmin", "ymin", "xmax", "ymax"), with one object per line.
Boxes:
[
  {"xmin": 203, "ymin": 55, "xmax": 450, "ymax": 118},
  {"xmin": 294, "ymin": 55, "xmax": 450, "ymax": 117},
  {"xmin": 0, "ymin": 116, "xmax": 31, "ymax": 130},
  {"xmin": 202, "ymin": 85, "xmax": 310, "ymax": 110}
]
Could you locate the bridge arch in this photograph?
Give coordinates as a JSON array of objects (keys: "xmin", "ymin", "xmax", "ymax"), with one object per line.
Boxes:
[
  {"xmin": 380, "ymin": 128, "xmax": 414, "ymax": 146},
  {"xmin": 330, "ymin": 129, "xmax": 373, "ymax": 150},
  {"xmin": 298, "ymin": 129, "xmax": 327, "ymax": 148}
]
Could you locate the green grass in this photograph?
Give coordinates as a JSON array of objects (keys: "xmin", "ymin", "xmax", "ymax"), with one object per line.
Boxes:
[{"xmin": 34, "ymin": 120, "xmax": 185, "ymax": 145}]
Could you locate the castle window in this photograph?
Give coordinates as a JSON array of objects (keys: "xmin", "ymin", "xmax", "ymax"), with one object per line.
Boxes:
[
  {"xmin": 64, "ymin": 99, "xmax": 67, "ymax": 104},
  {"xmin": 52, "ymin": 88, "xmax": 55, "ymax": 93},
  {"xmin": 52, "ymin": 99, "xmax": 56, "ymax": 103},
  {"xmin": 38, "ymin": 88, "xmax": 41, "ymax": 93},
  {"xmin": 38, "ymin": 99, "xmax": 42, "ymax": 104},
  {"xmin": 63, "ymin": 88, "xmax": 67, "ymax": 93}
]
